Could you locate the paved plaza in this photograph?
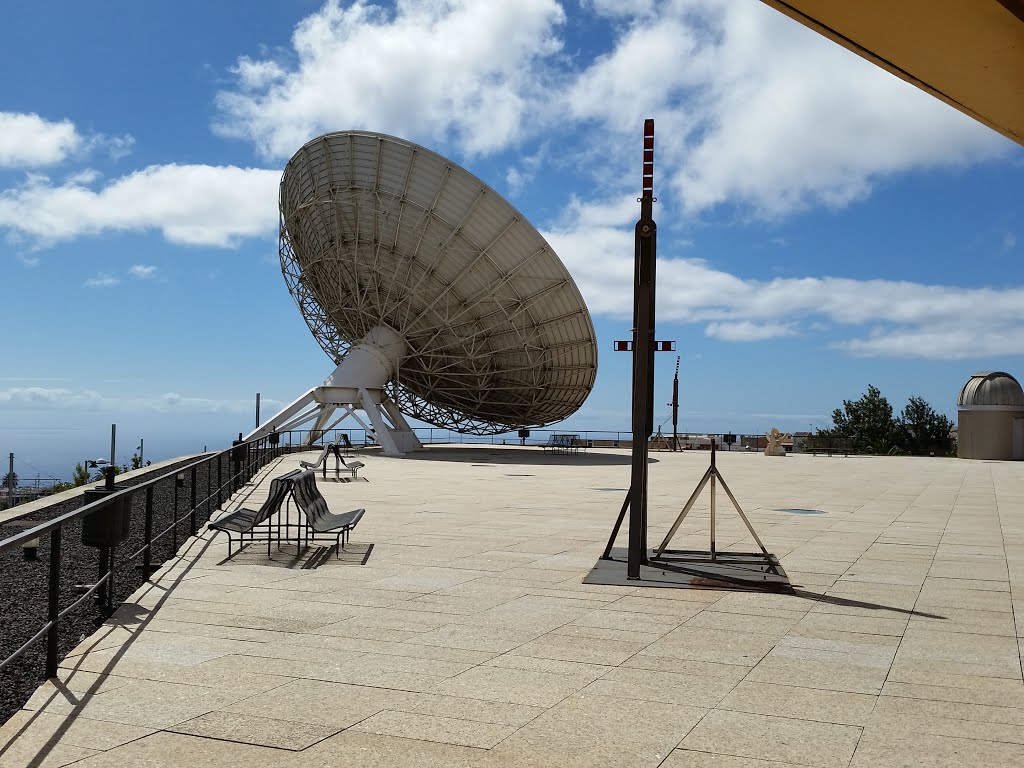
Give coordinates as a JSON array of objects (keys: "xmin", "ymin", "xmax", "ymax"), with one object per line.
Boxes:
[{"xmin": 2, "ymin": 445, "xmax": 1024, "ymax": 767}]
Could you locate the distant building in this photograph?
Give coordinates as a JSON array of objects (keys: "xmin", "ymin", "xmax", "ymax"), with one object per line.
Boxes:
[{"xmin": 957, "ymin": 372, "xmax": 1024, "ymax": 460}]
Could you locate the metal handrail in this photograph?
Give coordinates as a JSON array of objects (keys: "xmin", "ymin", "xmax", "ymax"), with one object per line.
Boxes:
[{"xmin": 0, "ymin": 433, "xmax": 290, "ymax": 682}]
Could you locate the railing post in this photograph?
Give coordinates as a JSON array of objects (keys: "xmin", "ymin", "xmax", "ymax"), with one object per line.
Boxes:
[
  {"xmin": 143, "ymin": 485, "xmax": 154, "ymax": 576},
  {"xmin": 172, "ymin": 474, "xmax": 179, "ymax": 553},
  {"xmin": 46, "ymin": 528, "xmax": 61, "ymax": 678},
  {"xmin": 190, "ymin": 466, "xmax": 197, "ymax": 535},
  {"xmin": 217, "ymin": 454, "xmax": 222, "ymax": 510}
]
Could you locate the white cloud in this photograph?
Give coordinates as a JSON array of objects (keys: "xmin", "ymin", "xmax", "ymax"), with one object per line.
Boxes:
[
  {"xmin": 1003, "ymin": 232, "xmax": 1017, "ymax": 252},
  {"xmin": 214, "ymin": 0, "xmax": 566, "ymax": 158},
  {"xmin": 210, "ymin": 0, "xmax": 1011, "ymax": 220},
  {"xmin": 84, "ymin": 273, "xmax": 120, "ymax": 288},
  {"xmin": 0, "ymin": 386, "xmax": 279, "ymax": 415},
  {"xmin": 0, "ymin": 112, "xmax": 134, "ymax": 168},
  {"xmin": 128, "ymin": 264, "xmax": 158, "ymax": 279},
  {"xmin": 567, "ymin": 0, "xmax": 1010, "ymax": 217},
  {"xmin": 706, "ymin": 321, "xmax": 795, "ymax": 342},
  {"xmin": 0, "ymin": 112, "xmax": 82, "ymax": 168},
  {"xmin": 0, "ymin": 164, "xmax": 279, "ymax": 247},
  {"xmin": 544, "ymin": 200, "xmax": 1024, "ymax": 360}
]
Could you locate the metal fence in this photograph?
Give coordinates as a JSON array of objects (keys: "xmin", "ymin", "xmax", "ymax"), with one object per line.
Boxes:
[{"xmin": 0, "ymin": 433, "xmax": 294, "ymax": 703}]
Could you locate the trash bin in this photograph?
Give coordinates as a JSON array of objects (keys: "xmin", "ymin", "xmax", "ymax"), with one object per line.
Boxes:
[{"xmin": 81, "ymin": 487, "xmax": 132, "ymax": 548}]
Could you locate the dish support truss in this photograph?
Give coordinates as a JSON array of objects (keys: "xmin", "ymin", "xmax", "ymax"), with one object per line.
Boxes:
[{"xmin": 245, "ymin": 327, "xmax": 423, "ymax": 456}]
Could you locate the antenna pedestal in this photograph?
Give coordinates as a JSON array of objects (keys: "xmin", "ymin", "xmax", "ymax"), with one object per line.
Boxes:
[{"xmin": 246, "ymin": 327, "xmax": 424, "ymax": 456}]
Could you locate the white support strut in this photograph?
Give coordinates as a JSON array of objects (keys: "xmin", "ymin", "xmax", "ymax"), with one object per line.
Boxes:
[{"xmin": 245, "ymin": 326, "xmax": 423, "ymax": 456}]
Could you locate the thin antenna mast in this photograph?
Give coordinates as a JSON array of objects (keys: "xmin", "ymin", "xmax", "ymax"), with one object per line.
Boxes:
[{"xmin": 627, "ymin": 119, "xmax": 657, "ymax": 579}]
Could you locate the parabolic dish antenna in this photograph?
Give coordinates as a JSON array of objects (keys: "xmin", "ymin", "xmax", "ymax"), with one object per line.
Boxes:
[{"xmin": 247, "ymin": 130, "xmax": 598, "ymax": 455}]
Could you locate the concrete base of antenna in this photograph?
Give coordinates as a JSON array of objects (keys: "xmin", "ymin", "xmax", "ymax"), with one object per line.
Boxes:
[{"xmin": 245, "ymin": 327, "xmax": 424, "ymax": 456}]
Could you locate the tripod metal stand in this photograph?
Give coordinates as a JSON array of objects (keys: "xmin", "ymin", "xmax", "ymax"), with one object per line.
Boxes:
[{"xmin": 651, "ymin": 440, "xmax": 780, "ymax": 578}]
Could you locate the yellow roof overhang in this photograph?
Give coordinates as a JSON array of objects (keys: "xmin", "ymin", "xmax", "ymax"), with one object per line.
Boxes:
[{"xmin": 757, "ymin": 1, "xmax": 1024, "ymax": 146}]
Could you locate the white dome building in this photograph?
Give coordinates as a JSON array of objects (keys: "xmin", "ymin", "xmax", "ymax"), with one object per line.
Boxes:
[{"xmin": 957, "ymin": 372, "xmax": 1024, "ymax": 460}]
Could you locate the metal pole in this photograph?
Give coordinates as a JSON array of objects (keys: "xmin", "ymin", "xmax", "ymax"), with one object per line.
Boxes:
[
  {"xmin": 256, "ymin": 392, "xmax": 261, "ymax": 427},
  {"xmin": 189, "ymin": 466, "xmax": 197, "ymax": 536},
  {"xmin": 46, "ymin": 528, "xmax": 61, "ymax": 678},
  {"xmin": 109, "ymin": 424, "xmax": 116, "ymax": 467},
  {"xmin": 672, "ymin": 356, "xmax": 680, "ymax": 451},
  {"xmin": 7, "ymin": 452, "xmax": 13, "ymax": 509},
  {"xmin": 143, "ymin": 485, "xmax": 154, "ymax": 575},
  {"xmin": 139, "ymin": 438, "xmax": 144, "ymax": 466},
  {"xmin": 710, "ymin": 439, "xmax": 717, "ymax": 561},
  {"xmin": 628, "ymin": 120, "xmax": 657, "ymax": 580},
  {"xmin": 172, "ymin": 474, "xmax": 179, "ymax": 553}
]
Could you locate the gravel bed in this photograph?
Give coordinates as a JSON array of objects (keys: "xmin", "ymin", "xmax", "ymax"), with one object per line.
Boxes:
[{"xmin": 0, "ymin": 450, "xmax": 270, "ymax": 724}]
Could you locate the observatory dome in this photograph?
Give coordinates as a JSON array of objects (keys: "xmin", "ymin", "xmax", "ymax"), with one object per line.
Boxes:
[
  {"xmin": 956, "ymin": 371, "xmax": 1024, "ymax": 461},
  {"xmin": 957, "ymin": 372, "xmax": 1024, "ymax": 408}
]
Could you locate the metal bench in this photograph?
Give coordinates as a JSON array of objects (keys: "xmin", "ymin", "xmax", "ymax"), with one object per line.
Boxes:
[
  {"xmin": 301, "ymin": 443, "xmax": 365, "ymax": 481},
  {"xmin": 803, "ymin": 437, "xmax": 852, "ymax": 456},
  {"xmin": 290, "ymin": 469, "xmax": 365, "ymax": 556},
  {"xmin": 208, "ymin": 471, "xmax": 300, "ymax": 556},
  {"xmin": 541, "ymin": 433, "xmax": 583, "ymax": 454}
]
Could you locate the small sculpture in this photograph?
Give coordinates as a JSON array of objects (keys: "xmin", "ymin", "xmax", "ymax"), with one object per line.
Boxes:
[{"xmin": 765, "ymin": 427, "xmax": 789, "ymax": 457}]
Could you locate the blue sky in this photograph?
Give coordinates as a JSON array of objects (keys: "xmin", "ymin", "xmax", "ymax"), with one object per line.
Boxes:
[{"xmin": 2, "ymin": 0, "xmax": 1022, "ymax": 481}]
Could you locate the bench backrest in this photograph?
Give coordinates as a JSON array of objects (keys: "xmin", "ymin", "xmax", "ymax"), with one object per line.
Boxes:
[
  {"xmin": 306, "ymin": 444, "xmax": 333, "ymax": 468},
  {"xmin": 291, "ymin": 470, "xmax": 331, "ymax": 527},
  {"xmin": 252, "ymin": 475, "xmax": 295, "ymax": 526}
]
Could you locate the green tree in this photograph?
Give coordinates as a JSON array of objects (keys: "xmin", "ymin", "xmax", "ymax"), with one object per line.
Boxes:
[
  {"xmin": 2, "ymin": 470, "xmax": 17, "ymax": 489},
  {"xmin": 828, "ymin": 384, "xmax": 901, "ymax": 454},
  {"xmin": 130, "ymin": 453, "xmax": 143, "ymax": 470},
  {"xmin": 72, "ymin": 463, "xmax": 92, "ymax": 486},
  {"xmin": 899, "ymin": 396, "xmax": 954, "ymax": 455}
]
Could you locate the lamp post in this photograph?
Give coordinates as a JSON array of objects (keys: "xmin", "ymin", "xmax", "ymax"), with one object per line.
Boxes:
[{"xmin": 83, "ymin": 458, "xmax": 110, "ymax": 484}]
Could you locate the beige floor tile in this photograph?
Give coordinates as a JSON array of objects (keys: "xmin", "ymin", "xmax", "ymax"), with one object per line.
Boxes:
[
  {"xmin": 643, "ymin": 627, "xmax": 779, "ymax": 666},
  {"xmin": 549, "ymin": 622, "xmax": 666, "ymax": 645},
  {"xmin": 482, "ymin": 652, "xmax": 611, "ymax": 682},
  {"xmin": 65, "ymin": 731, "xmax": 305, "ymax": 767},
  {"xmin": 570, "ymin": 608, "xmax": 685, "ymax": 635},
  {"xmin": 350, "ymin": 710, "xmax": 516, "ymax": 748},
  {"xmin": 661, "ymin": 750, "xmax": 825, "ymax": 767},
  {"xmin": 299, "ymin": 730, "xmax": 486, "ymax": 767},
  {"xmin": 584, "ymin": 665, "xmax": 740, "ymax": 707},
  {"xmin": 37, "ymin": 677, "xmax": 254, "ymax": 729},
  {"xmin": 412, "ymin": 623, "xmax": 546, "ymax": 652},
  {"xmin": 477, "ymin": 693, "xmax": 706, "ymax": 768},
  {"xmin": 880, "ymin": 678, "xmax": 1024, "ymax": 709},
  {"xmin": 383, "ymin": 692, "xmax": 544, "ymax": 727},
  {"xmin": 0, "ymin": 726, "xmax": 97, "ymax": 768},
  {"xmin": 680, "ymin": 710, "xmax": 862, "ymax": 768},
  {"xmin": 850, "ymin": 726, "xmax": 1024, "ymax": 767},
  {"xmin": 606, "ymin": 596, "xmax": 717, "ymax": 619},
  {"xmin": 718, "ymin": 680, "xmax": 877, "ymax": 726},
  {"xmin": 0, "ymin": 709, "xmax": 152, "ymax": 753},
  {"xmin": 368, "ymin": 566, "xmax": 489, "ymax": 591},
  {"xmin": 170, "ymin": 710, "xmax": 340, "ymax": 750},
  {"xmin": 507, "ymin": 631, "xmax": 647, "ymax": 666},
  {"xmin": 221, "ymin": 679, "xmax": 392, "ymax": 728},
  {"xmin": 431, "ymin": 665, "xmax": 590, "ymax": 707},
  {"xmin": 869, "ymin": 694, "xmax": 1024, "ymax": 742},
  {"xmin": 681, "ymin": 611, "xmax": 800, "ymax": 638},
  {"xmin": 746, "ymin": 653, "xmax": 887, "ymax": 695}
]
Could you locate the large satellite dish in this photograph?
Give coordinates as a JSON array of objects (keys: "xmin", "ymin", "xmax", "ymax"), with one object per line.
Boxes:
[{"xmin": 247, "ymin": 131, "xmax": 598, "ymax": 455}]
